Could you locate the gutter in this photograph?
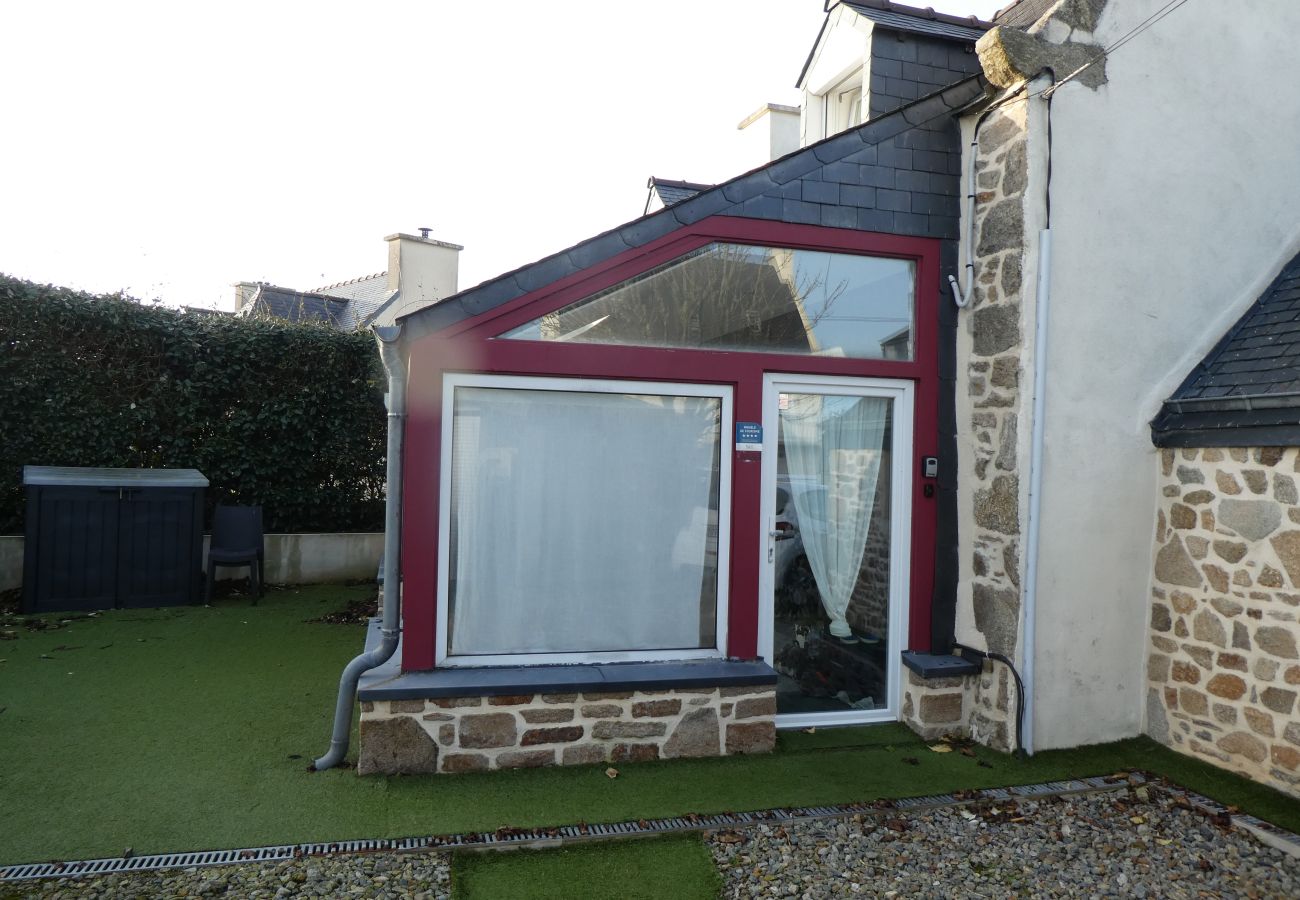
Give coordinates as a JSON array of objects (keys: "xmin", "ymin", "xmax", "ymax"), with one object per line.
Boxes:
[{"xmin": 313, "ymin": 324, "xmax": 406, "ymax": 771}]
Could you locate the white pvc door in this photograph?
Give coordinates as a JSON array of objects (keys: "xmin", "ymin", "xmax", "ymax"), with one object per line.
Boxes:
[{"xmin": 758, "ymin": 374, "xmax": 913, "ymax": 728}]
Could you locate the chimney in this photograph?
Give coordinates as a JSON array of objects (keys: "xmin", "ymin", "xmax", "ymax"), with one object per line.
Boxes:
[
  {"xmin": 384, "ymin": 231, "xmax": 463, "ymax": 314},
  {"xmin": 737, "ymin": 103, "xmax": 801, "ymax": 165},
  {"xmin": 232, "ymin": 281, "xmax": 264, "ymax": 312}
]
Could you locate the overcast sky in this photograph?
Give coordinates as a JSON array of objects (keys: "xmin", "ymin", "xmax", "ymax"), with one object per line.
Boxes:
[{"xmin": 0, "ymin": 1, "xmax": 1005, "ymax": 310}]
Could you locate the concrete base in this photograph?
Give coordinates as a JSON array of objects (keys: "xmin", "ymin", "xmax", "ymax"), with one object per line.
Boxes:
[{"xmin": 0, "ymin": 532, "xmax": 383, "ymax": 591}]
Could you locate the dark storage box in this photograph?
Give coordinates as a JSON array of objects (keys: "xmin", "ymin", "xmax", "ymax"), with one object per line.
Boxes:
[{"xmin": 22, "ymin": 466, "xmax": 208, "ymax": 614}]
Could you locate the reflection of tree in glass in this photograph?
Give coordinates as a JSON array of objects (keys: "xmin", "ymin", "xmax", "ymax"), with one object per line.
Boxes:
[{"xmin": 540, "ymin": 243, "xmax": 852, "ymax": 353}]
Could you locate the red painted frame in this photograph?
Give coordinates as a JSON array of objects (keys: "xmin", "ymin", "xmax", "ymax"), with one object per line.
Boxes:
[{"xmin": 400, "ymin": 216, "xmax": 941, "ymax": 670}]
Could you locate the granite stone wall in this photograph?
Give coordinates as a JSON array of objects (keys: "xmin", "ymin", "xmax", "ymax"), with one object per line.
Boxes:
[
  {"xmin": 953, "ymin": 99, "xmax": 1033, "ymax": 752},
  {"xmin": 1147, "ymin": 447, "xmax": 1300, "ymax": 797},
  {"xmin": 901, "ymin": 670, "xmax": 966, "ymax": 741},
  {"xmin": 356, "ymin": 686, "xmax": 776, "ymax": 776}
]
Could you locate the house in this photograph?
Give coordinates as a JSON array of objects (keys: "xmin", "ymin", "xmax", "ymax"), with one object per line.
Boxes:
[
  {"xmin": 235, "ymin": 230, "xmax": 462, "ymax": 330},
  {"xmin": 329, "ymin": 0, "xmax": 1300, "ymax": 800},
  {"xmin": 336, "ymin": 0, "xmax": 991, "ymax": 777}
]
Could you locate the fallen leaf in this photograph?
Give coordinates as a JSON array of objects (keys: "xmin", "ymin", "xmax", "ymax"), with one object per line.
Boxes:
[
  {"xmin": 884, "ymin": 818, "xmax": 908, "ymax": 833},
  {"xmin": 928, "ymin": 744, "xmax": 952, "ymax": 753},
  {"xmin": 605, "ymin": 767, "xmax": 619, "ymax": 779},
  {"xmin": 1156, "ymin": 838, "xmax": 1172, "ymax": 846},
  {"xmin": 801, "ymin": 727, "xmax": 816, "ymax": 734},
  {"xmin": 902, "ymin": 756, "xmax": 920, "ymax": 766},
  {"xmin": 1130, "ymin": 816, "xmax": 1145, "ymax": 825},
  {"xmin": 959, "ymin": 747, "xmax": 976, "ymax": 757},
  {"xmin": 714, "ymin": 830, "xmax": 745, "ymax": 844}
]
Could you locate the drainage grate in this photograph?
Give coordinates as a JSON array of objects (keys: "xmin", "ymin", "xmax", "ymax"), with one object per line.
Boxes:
[{"xmin": 19, "ymin": 769, "xmax": 1297, "ymax": 884}]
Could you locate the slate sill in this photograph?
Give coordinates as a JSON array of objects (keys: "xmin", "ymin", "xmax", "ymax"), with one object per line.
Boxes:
[{"xmin": 355, "ymin": 621, "xmax": 777, "ymax": 701}]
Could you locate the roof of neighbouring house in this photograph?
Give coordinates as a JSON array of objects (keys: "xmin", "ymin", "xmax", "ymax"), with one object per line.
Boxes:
[
  {"xmin": 1152, "ymin": 250, "xmax": 1300, "ymax": 446},
  {"xmin": 993, "ymin": 0, "xmax": 1058, "ymax": 28},
  {"xmin": 396, "ymin": 73, "xmax": 989, "ymax": 343},
  {"xmin": 841, "ymin": 0, "xmax": 993, "ymax": 40},
  {"xmin": 645, "ymin": 177, "xmax": 715, "ymax": 212},
  {"xmin": 243, "ymin": 285, "xmax": 356, "ymax": 330},
  {"xmin": 314, "ymin": 272, "xmax": 391, "ymax": 326}
]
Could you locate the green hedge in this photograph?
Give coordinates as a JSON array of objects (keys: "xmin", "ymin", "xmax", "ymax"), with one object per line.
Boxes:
[{"xmin": 0, "ymin": 274, "xmax": 387, "ymax": 534}]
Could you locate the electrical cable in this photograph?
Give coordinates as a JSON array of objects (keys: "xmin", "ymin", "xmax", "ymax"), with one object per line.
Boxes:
[{"xmin": 953, "ymin": 642, "xmax": 1027, "ymax": 757}]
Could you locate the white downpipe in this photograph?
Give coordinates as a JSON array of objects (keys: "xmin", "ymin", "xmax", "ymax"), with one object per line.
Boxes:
[{"xmin": 1022, "ymin": 228, "xmax": 1051, "ymax": 756}]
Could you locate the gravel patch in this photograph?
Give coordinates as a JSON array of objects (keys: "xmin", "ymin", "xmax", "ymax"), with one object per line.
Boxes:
[
  {"xmin": 21, "ymin": 852, "xmax": 450, "ymax": 899},
  {"xmin": 707, "ymin": 790, "xmax": 1300, "ymax": 899}
]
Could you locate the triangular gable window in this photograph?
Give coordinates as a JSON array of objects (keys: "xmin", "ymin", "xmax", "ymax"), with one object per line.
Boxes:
[{"xmin": 501, "ymin": 242, "xmax": 915, "ymax": 361}]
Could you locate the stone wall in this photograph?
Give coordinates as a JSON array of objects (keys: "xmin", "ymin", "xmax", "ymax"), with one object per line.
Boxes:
[
  {"xmin": 847, "ymin": 457, "xmax": 892, "ymax": 639},
  {"xmin": 955, "ymin": 98, "xmax": 1033, "ymax": 752},
  {"xmin": 901, "ymin": 670, "xmax": 966, "ymax": 741},
  {"xmin": 356, "ymin": 686, "xmax": 776, "ymax": 776},
  {"xmin": 1147, "ymin": 447, "xmax": 1300, "ymax": 797}
]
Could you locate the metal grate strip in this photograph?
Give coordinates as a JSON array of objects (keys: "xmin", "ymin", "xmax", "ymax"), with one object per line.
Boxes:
[{"xmin": 5, "ymin": 772, "xmax": 1285, "ymax": 883}]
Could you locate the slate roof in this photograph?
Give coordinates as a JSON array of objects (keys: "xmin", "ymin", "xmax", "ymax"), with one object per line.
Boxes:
[
  {"xmin": 315, "ymin": 272, "xmax": 390, "ymax": 326},
  {"xmin": 843, "ymin": 0, "xmax": 992, "ymax": 40},
  {"xmin": 243, "ymin": 285, "xmax": 357, "ymax": 330},
  {"xmin": 993, "ymin": 0, "xmax": 1058, "ymax": 28},
  {"xmin": 398, "ymin": 74, "xmax": 988, "ymax": 343},
  {"xmin": 647, "ymin": 177, "xmax": 714, "ymax": 210},
  {"xmin": 1152, "ymin": 250, "xmax": 1300, "ymax": 447},
  {"xmin": 799, "ymin": 2, "xmax": 988, "ymax": 93}
]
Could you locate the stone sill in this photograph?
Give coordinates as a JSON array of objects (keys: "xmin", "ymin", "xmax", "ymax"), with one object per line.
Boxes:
[
  {"xmin": 356, "ymin": 621, "xmax": 778, "ymax": 701},
  {"xmin": 901, "ymin": 650, "xmax": 982, "ymax": 680}
]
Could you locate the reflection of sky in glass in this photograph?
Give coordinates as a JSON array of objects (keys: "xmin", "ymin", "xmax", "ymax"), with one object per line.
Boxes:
[
  {"xmin": 795, "ymin": 251, "xmax": 913, "ymax": 359},
  {"xmin": 502, "ymin": 242, "xmax": 914, "ymax": 361}
]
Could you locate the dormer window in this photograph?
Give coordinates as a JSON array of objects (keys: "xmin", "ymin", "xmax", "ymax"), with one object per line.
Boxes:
[{"xmin": 825, "ymin": 73, "xmax": 863, "ymax": 137}]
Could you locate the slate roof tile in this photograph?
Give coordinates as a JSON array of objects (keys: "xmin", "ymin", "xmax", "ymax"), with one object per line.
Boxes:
[{"xmin": 1153, "ymin": 249, "xmax": 1300, "ymax": 445}]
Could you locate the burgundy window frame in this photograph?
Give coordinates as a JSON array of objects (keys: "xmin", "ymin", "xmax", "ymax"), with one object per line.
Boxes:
[{"xmin": 400, "ymin": 216, "xmax": 941, "ymax": 671}]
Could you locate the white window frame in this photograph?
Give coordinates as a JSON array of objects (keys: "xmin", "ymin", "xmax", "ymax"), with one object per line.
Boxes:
[
  {"xmin": 757, "ymin": 373, "xmax": 914, "ymax": 729},
  {"xmin": 436, "ymin": 373, "xmax": 733, "ymax": 668}
]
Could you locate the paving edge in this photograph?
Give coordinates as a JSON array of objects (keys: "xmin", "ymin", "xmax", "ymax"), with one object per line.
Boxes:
[{"xmin": 4, "ymin": 771, "xmax": 1297, "ymax": 882}]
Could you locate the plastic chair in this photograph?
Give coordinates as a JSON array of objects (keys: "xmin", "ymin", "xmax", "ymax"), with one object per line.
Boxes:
[{"xmin": 205, "ymin": 505, "xmax": 265, "ymax": 604}]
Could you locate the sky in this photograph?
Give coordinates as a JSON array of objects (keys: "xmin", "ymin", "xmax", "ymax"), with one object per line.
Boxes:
[{"xmin": 0, "ymin": 1, "xmax": 1006, "ymax": 310}]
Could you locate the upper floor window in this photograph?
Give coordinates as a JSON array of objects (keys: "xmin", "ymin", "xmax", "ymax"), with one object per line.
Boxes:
[
  {"xmin": 501, "ymin": 243, "xmax": 915, "ymax": 362},
  {"xmin": 824, "ymin": 74, "xmax": 863, "ymax": 138}
]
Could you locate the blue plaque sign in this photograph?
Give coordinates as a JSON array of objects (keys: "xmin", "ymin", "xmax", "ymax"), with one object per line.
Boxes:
[{"xmin": 735, "ymin": 422, "xmax": 763, "ymax": 451}]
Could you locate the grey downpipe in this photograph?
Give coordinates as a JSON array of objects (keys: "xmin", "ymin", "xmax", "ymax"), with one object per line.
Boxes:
[{"xmin": 313, "ymin": 324, "xmax": 405, "ymax": 771}]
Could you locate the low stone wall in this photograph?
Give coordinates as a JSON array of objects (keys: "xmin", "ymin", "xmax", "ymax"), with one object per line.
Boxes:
[
  {"xmin": 0, "ymin": 532, "xmax": 383, "ymax": 591},
  {"xmin": 356, "ymin": 686, "xmax": 777, "ymax": 776},
  {"xmin": 900, "ymin": 670, "xmax": 967, "ymax": 741},
  {"xmin": 1147, "ymin": 447, "xmax": 1300, "ymax": 797}
]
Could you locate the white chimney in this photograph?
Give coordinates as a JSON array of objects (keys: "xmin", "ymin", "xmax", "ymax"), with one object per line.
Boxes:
[
  {"xmin": 737, "ymin": 103, "xmax": 801, "ymax": 165},
  {"xmin": 232, "ymin": 281, "xmax": 264, "ymax": 312},
  {"xmin": 384, "ymin": 231, "xmax": 463, "ymax": 315}
]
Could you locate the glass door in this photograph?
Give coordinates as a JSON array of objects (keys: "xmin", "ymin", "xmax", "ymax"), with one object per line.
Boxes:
[{"xmin": 758, "ymin": 375, "xmax": 913, "ymax": 727}]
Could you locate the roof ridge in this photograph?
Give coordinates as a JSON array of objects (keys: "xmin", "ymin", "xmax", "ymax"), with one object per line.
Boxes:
[
  {"xmin": 312, "ymin": 272, "xmax": 387, "ymax": 292},
  {"xmin": 647, "ymin": 176, "xmax": 717, "ymax": 192},
  {"xmin": 843, "ymin": 0, "xmax": 993, "ymax": 30}
]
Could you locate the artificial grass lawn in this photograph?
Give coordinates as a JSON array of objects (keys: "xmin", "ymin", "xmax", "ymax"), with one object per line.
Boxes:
[
  {"xmin": 2, "ymin": 586, "xmax": 1297, "ymax": 866},
  {"xmin": 451, "ymin": 834, "xmax": 720, "ymax": 900}
]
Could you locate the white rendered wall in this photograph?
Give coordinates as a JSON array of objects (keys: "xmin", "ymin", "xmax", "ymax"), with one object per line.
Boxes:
[{"xmin": 1029, "ymin": 0, "xmax": 1300, "ymax": 749}]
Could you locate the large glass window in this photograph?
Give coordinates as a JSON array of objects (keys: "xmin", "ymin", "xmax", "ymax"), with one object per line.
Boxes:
[
  {"xmin": 439, "ymin": 375, "xmax": 730, "ymax": 666},
  {"xmin": 501, "ymin": 243, "xmax": 915, "ymax": 361}
]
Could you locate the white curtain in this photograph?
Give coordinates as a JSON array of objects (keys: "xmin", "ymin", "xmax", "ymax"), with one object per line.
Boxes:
[
  {"xmin": 449, "ymin": 387, "xmax": 721, "ymax": 657},
  {"xmin": 779, "ymin": 394, "xmax": 889, "ymax": 638}
]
